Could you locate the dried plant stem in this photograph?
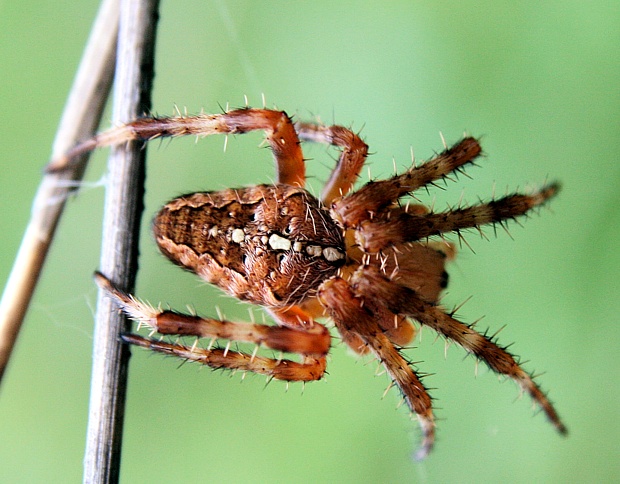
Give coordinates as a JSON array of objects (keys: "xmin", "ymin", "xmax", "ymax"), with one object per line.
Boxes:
[
  {"xmin": 0, "ymin": 0, "xmax": 119, "ymax": 384},
  {"xmin": 82, "ymin": 1, "xmax": 159, "ymax": 482}
]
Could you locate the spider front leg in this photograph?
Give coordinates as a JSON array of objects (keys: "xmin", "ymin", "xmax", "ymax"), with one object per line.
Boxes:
[
  {"xmin": 94, "ymin": 273, "xmax": 329, "ymax": 382},
  {"xmin": 354, "ymin": 266, "xmax": 567, "ymax": 435},
  {"xmin": 358, "ymin": 183, "xmax": 560, "ymax": 252},
  {"xmin": 318, "ymin": 277, "xmax": 436, "ymax": 460},
  {"xmin": 48, "ymin": 108, "xmax": 306, "ymax": 187},
  {"xmin": 332, "ymin": 137, "xmax": 482, "ymax": 227}
]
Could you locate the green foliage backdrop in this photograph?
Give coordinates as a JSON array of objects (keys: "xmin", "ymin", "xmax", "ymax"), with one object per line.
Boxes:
[{"xmin": 1, "ymin": 1, "xmax": 618, "ymax": 482}]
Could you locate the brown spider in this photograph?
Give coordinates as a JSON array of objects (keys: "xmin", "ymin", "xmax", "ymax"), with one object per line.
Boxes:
[{"xmin": 56, "ymin": 107, "xmax": 566, "ymax": 459}]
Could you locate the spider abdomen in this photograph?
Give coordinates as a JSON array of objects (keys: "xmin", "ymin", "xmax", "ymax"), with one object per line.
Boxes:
[{"xmin": 153, "ymin": 184, "xmax": 346, "ymax": 307}]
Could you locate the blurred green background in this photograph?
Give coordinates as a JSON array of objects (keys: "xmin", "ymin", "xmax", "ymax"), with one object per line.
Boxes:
[{"xmin": 1, "ymin": 1, "xmax": 618, "ymax": 483}]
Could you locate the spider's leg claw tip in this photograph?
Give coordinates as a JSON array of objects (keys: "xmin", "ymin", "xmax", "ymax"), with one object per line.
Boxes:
[
  {"xmin": 119, "ymin": 333, "xmax": 139, "ymax": 345},
  {"xmin": 413, "ymin": 446, "xmax": 431, "ymax": 462},
  {"xmin": 93, "ymin": 271, "xmax": 112, "ymax": 290}
]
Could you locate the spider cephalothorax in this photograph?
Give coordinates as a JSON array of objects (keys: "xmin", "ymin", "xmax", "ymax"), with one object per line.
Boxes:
[{"xmin": 59, "ymin": 107, "xmax": 566, "ymax": 458}]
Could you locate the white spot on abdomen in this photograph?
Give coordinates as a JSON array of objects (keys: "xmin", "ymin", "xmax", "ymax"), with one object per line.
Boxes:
[
  {"xmin": 231, "ymin": 228, "xmax": 245, "ymax": 243},
  {"xmin": 268, "ymin": 233, "xmax": 292, "ymax": 251},
  {"xmin": 323, "ymin": 247, "xmax": 345, "ymax": 261},
  {"xmin": 306, "ymin": 245, "xmax": 322, "ymax": 257}
]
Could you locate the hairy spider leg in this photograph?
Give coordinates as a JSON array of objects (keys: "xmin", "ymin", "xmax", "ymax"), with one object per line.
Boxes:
[
  {"xmin": 357, "ymin": 183, "xmax": 560, "ymax": 252},
  {"xmin": 318, "ymin": 277, "xmax": 436, "ymax": 460},
  {"xmin": 353, "ymin": 266, "xmax": 567, "ymax": 435},
  {"xmin": 295, "ymin": 122, "xmax": 369, "ymax": 204},
  {"xmin": 48, "ymin": 108, "xmax": 306, "ymax": 187},
  {"xmin": 121, "ymin": 334, "xmax": 327, "ymax": 382},
  {"xmin": 332, "ymin": 137, "xmax": 482, "ymax": 227},
  {"xmin": 50, "ymin": 108, "xmax": 372, "ymax": 207},
  {"xmin": 94, "ymin": 272, "xmax": 329, "ymax": 381}
]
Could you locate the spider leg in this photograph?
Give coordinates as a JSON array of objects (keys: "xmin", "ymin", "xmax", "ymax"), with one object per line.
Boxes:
[
  {"xmin": 353, "ymin": 266, "xmax": 567, "ymax": 435},
  {"xmin": 318, "ymin": 277, "xmax": 436, "ymax": 460},
  {"xmin": 358, "ymin": 182, "xmax": 560, "ymax": 252},
  {"xmin": 295, "ymin": 122, "xmax": 369, "ymax": 204},
  {"xmin": 95, "ymin": 272, "xmax": 328, "ymax": 381},
  {"xmin": 121, "ymin": 334, "xmax": 326, "ymax": 382},
  {"xmin": 48, "ymin": 108, "xmax": 306, "ymax": 187},
  {"xmin": 332, "ymin": 137, "xmax": 482, "ymax": 227}
]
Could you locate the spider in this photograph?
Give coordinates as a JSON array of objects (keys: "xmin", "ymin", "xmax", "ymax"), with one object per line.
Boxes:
[{"xmin": 56, "ymin": 107, "xmax": 566, "ymax": 459}]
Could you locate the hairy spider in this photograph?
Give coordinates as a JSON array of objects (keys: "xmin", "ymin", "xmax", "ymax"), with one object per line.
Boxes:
[{"xmin": 57, "ymin": 107, "xmax": 566, "ymax": 458}]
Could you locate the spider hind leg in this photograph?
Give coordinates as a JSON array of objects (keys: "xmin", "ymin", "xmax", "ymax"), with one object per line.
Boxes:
[
  {"xmin": 121, "ymin": 334, "xmax": 327, "ymax": 382},
  {"xmin": 95, "ymin": 272, "xmax": 329, "ymax": 382}
]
